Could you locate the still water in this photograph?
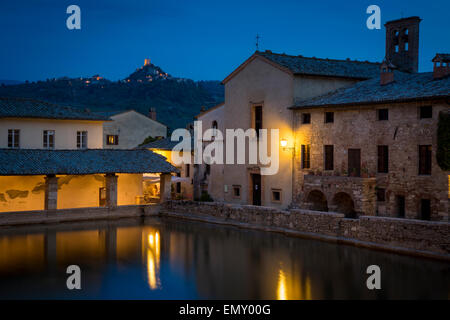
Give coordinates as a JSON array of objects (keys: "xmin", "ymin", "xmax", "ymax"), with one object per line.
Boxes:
[{"xmin": 0, "ymin": 217, "xmax": 448, "ymax": 299}]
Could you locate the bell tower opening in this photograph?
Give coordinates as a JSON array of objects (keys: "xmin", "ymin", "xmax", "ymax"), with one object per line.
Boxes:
[{"xmin": 384, "ymin": 16, "xmax": 421, "ymax": 73}]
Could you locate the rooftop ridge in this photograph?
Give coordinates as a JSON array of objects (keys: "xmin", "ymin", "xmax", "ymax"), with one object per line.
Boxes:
[{"xmin": 256, "ymin": 50, "xmax": 381, "ymax": 65}]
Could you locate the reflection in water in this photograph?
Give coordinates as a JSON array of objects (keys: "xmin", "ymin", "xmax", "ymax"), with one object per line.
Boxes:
[
  {"xmin": 277, "ymin": 269, "xmax": 287, "ymax": 300},
  {"xmin": 0, "ymin": 217, "xmax": 448, "ymax": 299},
  {"xmin": 145, "ymin": 229, "xmax": 161, "ymax": 290}
]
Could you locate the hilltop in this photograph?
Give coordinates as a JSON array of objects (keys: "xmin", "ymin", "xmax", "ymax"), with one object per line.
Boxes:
[{"xmin": 0, "ymin": 60, "xmax": 224, "ymax": 131}]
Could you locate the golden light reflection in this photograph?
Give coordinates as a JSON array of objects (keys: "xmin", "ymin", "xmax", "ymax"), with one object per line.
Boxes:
[
  {"xmin": 276, "ymin": 266, "xmax": 313, "ymax": 300},
  {"xmin": 144, "ymin": 229, "xmax": 161, "ymax": 290},
  {"xmin": 277, "ymin": 269, "xmax": 287, "ymax": 300}
]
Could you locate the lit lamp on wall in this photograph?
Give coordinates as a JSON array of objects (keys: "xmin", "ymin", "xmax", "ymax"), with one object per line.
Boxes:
[{"xmin": 280, "ymin": 138, "xmax": 294, "ymax": 152}]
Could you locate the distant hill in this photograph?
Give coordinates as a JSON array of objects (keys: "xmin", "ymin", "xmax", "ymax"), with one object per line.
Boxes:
[
  {"xmin": 0, "ymin": 61, "xmax": 224, "ymax": 131},
  {"xmin": 0, "ymin": 80, "xmax": 23, "ymax": 85}
]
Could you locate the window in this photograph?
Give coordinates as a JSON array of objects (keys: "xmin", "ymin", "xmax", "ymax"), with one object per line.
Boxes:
[
  {"xmin": 396, "ymin": 195, "xmax": 405, "ymax": 218},
  {"xmin": 77, "ymin": 131, "xmax": 87, "ymax": 149},
  {"xmin": 377, "ymin": 109, "xmax": 389, "ymax": 121},
  {"xmin": 185, "ymin": 164, "xmax": 190, "ymax": 178},
  {"xmin": 301, "ymin": 144, "xmax": 311, "ymax": 169},
  {"xmin": 43, "ymin": 130, "xmax": 55, "ymax": 149},
  {"xmin": 302, "ymin": 113, "xmax": 311, "ymax": 124},
  {"xmin": 325, "ymin": 112, "xmax": 334, "ymax": 123},
  {"xmin": 420, "ymin": 199, "xmax": 431, "ymax": 220},
  {"xmin": 271, "ymin": 189, "xmax": 282, "ymax": 203},
  {"xmin": 418, "ymin": 145, "xmax": 432, "ymax": 175},
  {"xmin": 7, "ymin": 129, "xmax": 19, "ymax": 148},
  {"xmin": 324, "ymin": 145, "xmax": 334, "ymax": 171},
  {"xmin": 405, "ymin": 42, "xmax": 409, "ymax": 51},
  {"xmin": 377, "ymin": 188, "xmax": 386, "ymax": 202},
  {"xmin": 419, "ymin": 106, "xmax": 432, "ymax": 119},
  {"xmin": 205, "ymin": 164, "xmax": 211, "ymax": 175},
  {"xmin": 232, "ymin": 185, "xmax": 241, "ymax": 198},
  {"xmin": 377, "ymin": 145, "xmax": 389, "ymax": 173},
  {"xmin": 254, "ymin": 106, "xmax": 262, "ymax": 138},
  {"xmin": 107, "ymin": 135, "xmax": 119, "ymax": 145}
]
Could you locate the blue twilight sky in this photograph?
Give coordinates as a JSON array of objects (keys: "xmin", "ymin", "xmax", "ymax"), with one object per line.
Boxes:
[{"xmin": 0, "ymin": 0, "xmax": 449, "ymax": 82}]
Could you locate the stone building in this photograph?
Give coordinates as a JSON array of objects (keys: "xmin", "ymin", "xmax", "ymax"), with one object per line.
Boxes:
[{"xmin": 193, "ymin": 16, "xmax": 449, "ymax": 221}]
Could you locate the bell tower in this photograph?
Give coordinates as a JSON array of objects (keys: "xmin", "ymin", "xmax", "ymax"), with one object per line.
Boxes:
[{"xmin": 385, "ymin": 16, "xmax": 421, "ymax": 73}]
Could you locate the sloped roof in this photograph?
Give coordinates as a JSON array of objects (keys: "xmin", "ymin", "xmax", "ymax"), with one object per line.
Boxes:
[
  {"xmin": 292, "ymin": 71, "xmax": 450, "ymax": 109},
  {"xmin": 195, "ymin": 102, "xmax": 224, "ymax": 119},
  {"xmin": 94, "ymin": 109, "xmax": 168, "ymax": 127},
  {"xmin": 222, "ymin": 51, "xmax": 381, "ymax": 84},
  {"xmin": 0, "ymin": 149, "xmax": 178, "ymax": 175},
  {"xmin": 140, "ymin": 136, "xmax": 194, "ymax": 151},
  {"xmin": 0, "ymin": 97, "xmax": 109, "ymax": 121},
  {"xmin": 432, "ymin": 53, "xmax": 450, "ymax": 62}
]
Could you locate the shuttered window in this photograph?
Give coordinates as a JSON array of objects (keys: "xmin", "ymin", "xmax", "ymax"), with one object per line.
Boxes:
[
  {"xmin": 301, "ymin": 145, "xmax": 311, "ymax": 169},
  {"xmin": 324, "ymin": 145, "xmax": 334, "ymax": 170},
  {"xmin": 377, "ymin": 145, "xmax": 389, "ymax": 173},
  {"xmin": 418, "ymin": 145, "xmax": 432, "ymax": 175}
]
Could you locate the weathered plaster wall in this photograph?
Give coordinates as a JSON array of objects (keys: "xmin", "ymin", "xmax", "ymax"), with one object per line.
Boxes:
[
  {"xmin": 0, "ymin": 173, "xmax": 143, "ymax": 212},
  {"xmin": 0, "ymin": 119, "xmax": 103, "ymax": 149}
]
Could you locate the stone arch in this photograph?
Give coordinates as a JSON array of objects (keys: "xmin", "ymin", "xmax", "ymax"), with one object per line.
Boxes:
[
  {"xmin": 305, "ymin": 190, "xmax": 328, "ymax": 212},
  {"xmin": 332, "ymin": 192, "xmax": 356, "ymax": 218}
]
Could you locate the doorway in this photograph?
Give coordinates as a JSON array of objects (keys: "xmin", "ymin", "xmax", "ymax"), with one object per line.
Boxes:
[{"xmin": 251, "ymin": 174, "xmax": 261, "ymax": 206}]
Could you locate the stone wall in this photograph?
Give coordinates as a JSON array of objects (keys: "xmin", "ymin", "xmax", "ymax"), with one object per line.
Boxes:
[
  {"xmin": 162, "ymin": 200, "xmax": 450, "ymax": 258},
  {"xmin": 0, "ymin": 205, "xmax": 159, "ymax": 227}
]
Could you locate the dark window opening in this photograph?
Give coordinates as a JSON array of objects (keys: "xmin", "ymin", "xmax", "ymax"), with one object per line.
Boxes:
[
  {"xmin": 302, "ymin": 113, "xmax": 311, "ymax": 124},
  {"xmin": 206, "ymin": 164, "xmax": 211, "ymax": 175},
  {"xmin": 348, "ymin": 149, "xmax": 361, "ymax": 177},
  {"xmin": 325, "ymin": 112, "xmax": 334, "ymax": 123},
  {"xmin": 418, "ymin": 145, "xmax": 432, "ymax": 175},
  {"xmin": 324, "ymin": 145, "xmax": 334, "ymax": 171},
  {"xmin": 396, "ymin": 195, "xmax": 405, "ymax": 218},
  {"xmin": 419, "ymin": 106, "xmax": 432, "ymax": 119},
  {"xmin": 254, "ymin": 106, "xmax": 262, "ymax": 138},
  {"xmin": 377, "ymin": 145, "xmax": 389, "ymax": 173},
  {"xmin": 233, "ymin": 185, "xmax": 241, "ymax": 198},
  {"xmin": 185, "ymin": 164, "xmax": 190, "ymax": 177},
  {"xmin": 420, "ymin": 199, "xmax": 431, "ymax": 220},
  {"xmin": 301, "ymin": 144, "xmax": 311, "ymax": 169},
  {"xmin": 378, "ymin": 109, "xmax": 389, "ymax": 121},
  {"xmin": 272, "ymin": 189, "xmax": 281, "ymax": 202},
  {"xmin": 377, "ymin": 188, "xmax": 386, "ymax": 202}
]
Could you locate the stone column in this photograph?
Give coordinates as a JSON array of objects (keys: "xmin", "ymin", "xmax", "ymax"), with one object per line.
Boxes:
[
  {"xmin": 44, "ymin": 175, "xmax": 59, "ymax": 210},
  {"xmin": 159, "ymin": 173, "xmax": 172, "ymax": 203},
  {"xmin": 105, "ymin": 173, "xmax": 118, "ymax": 208}
]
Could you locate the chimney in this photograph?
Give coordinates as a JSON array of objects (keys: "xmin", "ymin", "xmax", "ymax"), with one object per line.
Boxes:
[
  {"xmin": 432, "ymin": 54, "xmax": 450, "ymax": 79},
  {"xmin": 149, "ymin": 108, "xmax": 157, "ymax": 121},
  {"xmin": 380, "ymin": 60, "xmax": 395, "ymax": 85},
  {"xmin": 200, "ymin": 105, "xmax": 206, "ymax": 112},
  {"xmin": 384, "ymin": 16, "xmax": 421, "ymax": 73}
]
